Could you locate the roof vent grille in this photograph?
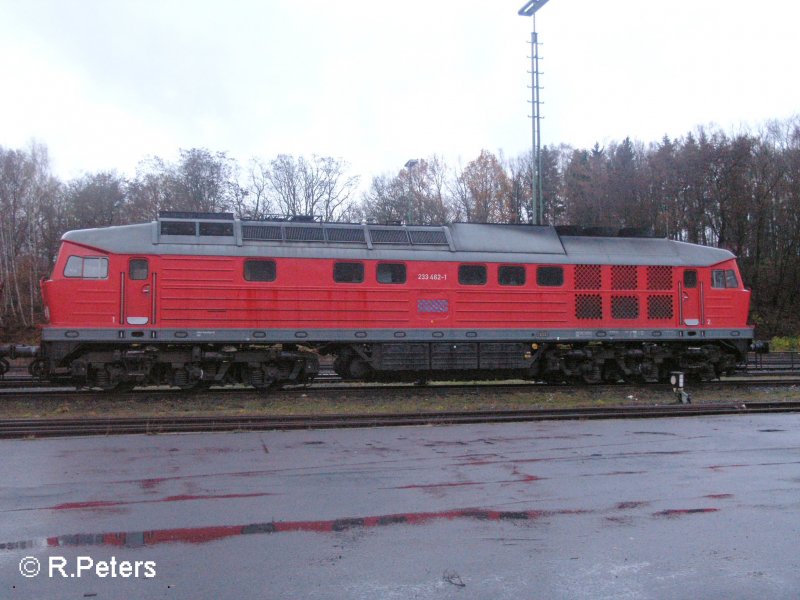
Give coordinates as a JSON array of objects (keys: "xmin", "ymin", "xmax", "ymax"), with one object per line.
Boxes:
[
  {"xmin": 327, "ymin": 227, "xmax": 366, "ymax": 243},
  {"xmin": 409, "ymin": 230, "xmax": 448, "ymax": 245},
  {"xmin": 285, "ymin": 226, "xmax": 325, "ymax": 242},
  {"xmin": 369, "ymin": 228, "xmax": 410, "ymax": 244},
  {"xmin": 242, "ymin": 225, "xmax": 282, "ymax": 241}
]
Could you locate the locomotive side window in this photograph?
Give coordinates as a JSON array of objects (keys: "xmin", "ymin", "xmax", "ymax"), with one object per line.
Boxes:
[
  {"xmin": 536, "ymin": 266, "xmax": 563, "ymax": 287},
  {"xmin": 711, "ymin": 269, "xmax": 736, "ymax": 288},
  {"xmin": 683, "ymin": 270, "xmax": 697, "ymax": 289},
  {"xmin": 244, "ymin": 259, "xmax": 277, "ymax": 282},
  {"xmin": 334, "ymin": 262, "xmax": 364, "ymax": 283},
  {"xmin": 199, "ymin": 222, "xmax": 234, "ymax": 236},
  {"xmin": 64, "ymin": 256, "xmax": 83, "ymax": 278},
  {"xmin": 129, "ymin": 259, "xmax": 149, "ymax": 280},
  {"xmin": 712, "ymin": 270, "xmax": 724, "ymax": 288},
  {"xmin": 64, "ymin": 256, "xmax": 109, "ymax": 279},
  {"xmin": 458, "ymin": 265, "xmax": 487, "ymax": 285},
  {"xmin": 160, "ymin": 221, "xmax": 196, "ymax": 236},
  {"xmin": 377, "ymin": 263, "xmax": 406, "ymax": 284},
  {"xmin": 498, "ymin": 265, "xmax": 525, "ymax": 286}
]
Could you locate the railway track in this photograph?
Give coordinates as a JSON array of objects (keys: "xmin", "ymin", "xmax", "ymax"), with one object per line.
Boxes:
[
  {"xmin": 1, "ymin": 375, "xmax": 799, "ymax": 402},
  {"xmin": 2, "ymin": 400, "xmax": 800, "ymax": 439}
]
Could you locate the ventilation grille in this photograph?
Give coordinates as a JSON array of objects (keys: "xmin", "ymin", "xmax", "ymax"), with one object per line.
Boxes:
[
  {"xmin": 611, "ymin": 296, "xmax": 639, "ymax": 319},
  {"xmin": 242, "ymin": 225, "xmax": 282, "ymax": 240},
  {"xmin": 417, "ymin": 299, "xmax": 449, "ymax": 313},
  {"xmin": 611, "ymin": 265, "xmax": 638, "ymax": 290},
  {"xmin": 369, "ymin": 228, "xmax": 410, "ymax": 244},
  {"xmin": 647, "ymin": 295, "xmax": 674, "ymax": 319},
  {"xmin": 284, "ymin": 226, "xmax": 325, "ymax": 242},
  {"xmin": 576, "ymin": 294, "xmax": 603, "ymax": 320},
  {"xmin": 240, "ymin": 222, "xmax": 449, "ymax": 247},
  {"xmin": 575, "ymin": 265, "xmax": 602, "ymax": 290},
  {"xmin": 647, "ymin": 266, "xmax": 673, "ymax": 290},
  {"xmin": 409, "ymin": 230, "xmax": 449, "ymax": 245},
  {"xmin": 327, "ymin": 227, "xmax": 366, "ymax": 243}
]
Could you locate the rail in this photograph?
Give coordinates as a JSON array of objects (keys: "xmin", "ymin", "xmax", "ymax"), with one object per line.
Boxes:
[
  {"xmin": 742, "ymin": 351, "xmax": 800, "ymax": 373},
  {"xmin": 2, "ymin": 401, "xmax": 800, "ymax": 438}
]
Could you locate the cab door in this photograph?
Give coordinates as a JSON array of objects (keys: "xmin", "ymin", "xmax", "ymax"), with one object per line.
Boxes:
[
  {"xmin": 125, "ymin": 258, "xmax": 152, "ymax": 325},
  {"xmin": 680, "ymin": 268, "xmax": 702, "ymax": 326}
]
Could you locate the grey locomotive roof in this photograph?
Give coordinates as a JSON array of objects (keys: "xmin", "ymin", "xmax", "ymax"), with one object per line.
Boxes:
[{"xmin": 61, "ymin": 218, "xmax": 736, "ymax": 267}]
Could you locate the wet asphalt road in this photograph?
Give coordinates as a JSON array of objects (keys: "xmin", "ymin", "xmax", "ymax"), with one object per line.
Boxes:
[{"xmin": 2, "ymin": 413, "xmax": 799, "ymax": 599}]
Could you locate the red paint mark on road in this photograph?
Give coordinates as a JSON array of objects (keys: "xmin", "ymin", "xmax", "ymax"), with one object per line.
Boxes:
[
  {"xmin": 49, "ymin": 492, "xmax": 273, "ymax": 511},
  {"xmin": 10, "ymin": 507, "xmax": 591, "ymax": 551}
]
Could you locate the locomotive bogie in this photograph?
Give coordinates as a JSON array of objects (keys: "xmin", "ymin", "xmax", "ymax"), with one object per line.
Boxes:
[
  {"xmin": 43, "ymin": 342, "xmax": 319, "ymax": 391},
  {"xmin": 325, "ymin": 340, "xmax": 742, "ymax": 384}
]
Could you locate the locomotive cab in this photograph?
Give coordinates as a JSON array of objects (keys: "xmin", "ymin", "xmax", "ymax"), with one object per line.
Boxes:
[{"xmin": 42, "ymin": 240, "xmax": 119, "ymax": 327}]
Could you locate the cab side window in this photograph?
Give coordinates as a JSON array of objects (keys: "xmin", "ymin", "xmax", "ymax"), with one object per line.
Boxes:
[
  {"xmin": 711, "ymin": 269, "xmax": 739, "ymax": 289},
  {"xmin": 712, "ymin": 270, "xmax": 725, "ymax": 288},
  {"xmin": 64, "ymin": 256, "xmax": 109, "ymax": 279}
]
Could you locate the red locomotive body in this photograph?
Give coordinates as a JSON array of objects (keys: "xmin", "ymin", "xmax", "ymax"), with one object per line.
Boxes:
[{"xmin": 38, "ymin": 213, "xmax": 753, "ymax": 388}]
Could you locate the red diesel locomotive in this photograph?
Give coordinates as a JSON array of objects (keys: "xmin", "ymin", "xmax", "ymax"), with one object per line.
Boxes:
[{"xmin": 32, "ymin": 212, "xmax": 752, "ymax": 389}]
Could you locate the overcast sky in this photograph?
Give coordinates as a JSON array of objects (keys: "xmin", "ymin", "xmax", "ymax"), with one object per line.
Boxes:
[{"xmin": 1, "ymin": 0, "xmax": 798, "ymax": 185}]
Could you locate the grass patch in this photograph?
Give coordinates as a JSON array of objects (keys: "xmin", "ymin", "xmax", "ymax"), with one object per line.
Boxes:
[{"xmin": 769, "ymin": 336, "xmax": 800, "ymax": 352}]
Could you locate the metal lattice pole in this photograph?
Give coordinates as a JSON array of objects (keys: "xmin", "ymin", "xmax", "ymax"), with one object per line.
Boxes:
[{"xmin": 518, "ymin": 1, "xmax": 550, "ymax": 225}]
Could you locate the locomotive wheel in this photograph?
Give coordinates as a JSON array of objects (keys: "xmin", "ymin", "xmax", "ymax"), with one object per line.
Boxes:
[
  {"xmin": 602, "ymin": 364, "xmax": 624, "ymax": 384},
  {"xmin": 580, "ymin": 363, "xmax": 603, "ymax": 384},
  {"xmin": 85, "ymin": 363, "xmax": 128, "ymax": 391},
  {"xmin": 333, "ymin": 350, "xmax": 354, "ymax": 378},
  {"xmin": 249, "ymin": 363, "xmax": 281, "ymax": 391},
  {"xmin": 28, "ymin": 358, "xmax": 47, "ymax": 380},
  {"xmin": 348, "ymin": 357, "xmax": 371, "ymax": 379},
  {"xmin": 333, "ymin": 349, "xmax": 372, "ymax": 380},
  {"xmin": 172, "ymin": 366, "xmax": 204, "ymax": 390}
]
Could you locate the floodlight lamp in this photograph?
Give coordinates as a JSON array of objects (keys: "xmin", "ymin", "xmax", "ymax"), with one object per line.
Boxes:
[{"xmin": 518, "ymin": 0, "xmax": 551, "ymax": 17}]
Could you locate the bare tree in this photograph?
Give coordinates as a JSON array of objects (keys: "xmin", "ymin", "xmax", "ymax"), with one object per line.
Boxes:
[
  {"xmin": 242, "ymin": 158, "xmax": 276, "ymax": 219},
  {"xmin": 0, "ymin": 142, "xmax": 59, "ymax": 328},
  {"xmin": 265, "ymin": 154, "xmax": 359, "ymax": 221}
]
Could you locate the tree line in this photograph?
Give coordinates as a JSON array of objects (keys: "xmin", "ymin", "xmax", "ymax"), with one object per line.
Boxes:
[{"xmin": 1, "ymin": 116, "xmax": 799, "ymax": 337}]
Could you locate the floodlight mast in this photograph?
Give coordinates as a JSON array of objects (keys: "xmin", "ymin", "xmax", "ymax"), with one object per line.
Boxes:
[{"xmin": 518, "ymin": 0, "xmax": 550, "ymax": 225}]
